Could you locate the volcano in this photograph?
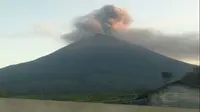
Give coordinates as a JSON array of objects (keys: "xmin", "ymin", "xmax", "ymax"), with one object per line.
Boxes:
[{"xmin": 0, "ymin": 34, "xmax": 194, "ymax": 95}]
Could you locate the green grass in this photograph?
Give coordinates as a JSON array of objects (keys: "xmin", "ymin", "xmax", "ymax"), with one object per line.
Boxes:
[{"xmin": 10, "ymin": 93, "xmax": 138, "ymax": 103}]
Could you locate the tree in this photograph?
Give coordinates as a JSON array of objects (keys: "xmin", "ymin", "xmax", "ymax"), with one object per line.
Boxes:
[{"xmin": 0, "ymin": 90, "xmax": 8, "ymax": 97}]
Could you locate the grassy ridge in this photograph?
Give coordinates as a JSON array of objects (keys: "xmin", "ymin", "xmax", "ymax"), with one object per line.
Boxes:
[{"xmin": 8, "ymin": 93, "xmax": 138, "ymax": 103}]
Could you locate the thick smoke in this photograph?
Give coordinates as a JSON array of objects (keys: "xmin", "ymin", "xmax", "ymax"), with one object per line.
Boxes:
[
  {"xmin": 63, "ymin": 5, "xmax": 132, "ymax": 41},
  {"xmin": 62, "ymin": 5, "xmax": 199, "ymax": 64},
  {"xmin": 115, "ymin": 29, "xmax": 199, "ymax": 63}
]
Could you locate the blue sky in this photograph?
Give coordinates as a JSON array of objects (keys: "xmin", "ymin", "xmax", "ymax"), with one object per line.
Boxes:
[{"xmin": 0, "ymin": 0, "xmax": 199, "ymax": 68}]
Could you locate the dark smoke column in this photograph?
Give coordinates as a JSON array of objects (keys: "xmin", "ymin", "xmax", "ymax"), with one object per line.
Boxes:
[
  {"xmin": 63, "ymin": 5, "xmax": 133, "ymax": 42},
  {"xmin": 95, "ymin": 5, "xmax": 133, "ymax": 35}
]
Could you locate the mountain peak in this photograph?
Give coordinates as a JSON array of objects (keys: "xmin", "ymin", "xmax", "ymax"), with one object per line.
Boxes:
[{"xmin": 0, "ymin": 34, "xmax": 194, "ymax": 94}]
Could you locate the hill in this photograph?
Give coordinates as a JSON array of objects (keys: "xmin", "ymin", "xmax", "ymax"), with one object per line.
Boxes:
[{"xmin": 0, "ymin": 34, "xmax": 194, "ymax": 96}]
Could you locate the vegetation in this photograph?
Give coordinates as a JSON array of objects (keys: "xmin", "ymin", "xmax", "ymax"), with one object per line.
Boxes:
[
  {"xmin": 0, "ymin": 92, "xmax": 143, "ymax": 105},
  {"xmin": 0, "ymin": 91, "xmax": 8, "ymax": 98},
  {"xmin": 8, "ymin": 93, "xmax": 137, "ymax": 102}
]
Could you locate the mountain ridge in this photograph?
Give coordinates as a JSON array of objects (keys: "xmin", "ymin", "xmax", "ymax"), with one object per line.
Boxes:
[{"xmin": 0, "ymin": 34, "xmax": 194, "ymax": 95}]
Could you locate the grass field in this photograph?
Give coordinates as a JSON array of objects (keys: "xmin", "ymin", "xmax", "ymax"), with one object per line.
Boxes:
[{"xmin": 5, "ymin": 93, "xmax": 139, "ymax": 104}]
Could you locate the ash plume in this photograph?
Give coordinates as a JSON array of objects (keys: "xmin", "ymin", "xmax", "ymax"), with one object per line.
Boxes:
[
  {"xmin": 115, "ymin": 29, "xmax": 199, "ymax": 63},
  {"xmin": 63, "ymin": 5, "xmax": 132, "ymax": 41},
  {"xmin": 62, "ymin": 5, "xmax": 199, "ymax": 64}
]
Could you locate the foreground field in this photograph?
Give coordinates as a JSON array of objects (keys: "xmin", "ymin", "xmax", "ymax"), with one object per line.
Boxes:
[
  {"xmin": 1, "ymin": 93, "xmax": 140, "ymax": 104},
  {"xmin": 0, "ymin": 98, "xmax": 198, "ymax": 112}
]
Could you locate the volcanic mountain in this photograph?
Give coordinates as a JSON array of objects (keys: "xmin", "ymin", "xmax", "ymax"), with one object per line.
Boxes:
[{"xmin": 0, "ymin": 34, "xmax": 194, "ymax": 95}]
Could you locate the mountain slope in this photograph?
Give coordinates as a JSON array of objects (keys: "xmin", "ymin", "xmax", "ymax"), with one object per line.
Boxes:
[{"xmin": 0, "ymin": 34, "xmax": 194, "ymax": 95}]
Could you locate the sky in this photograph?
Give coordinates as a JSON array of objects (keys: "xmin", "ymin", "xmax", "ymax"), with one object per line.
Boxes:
[{"xmin": 0, "ymin": 0, "xmax": 199, "ymax": 68}]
